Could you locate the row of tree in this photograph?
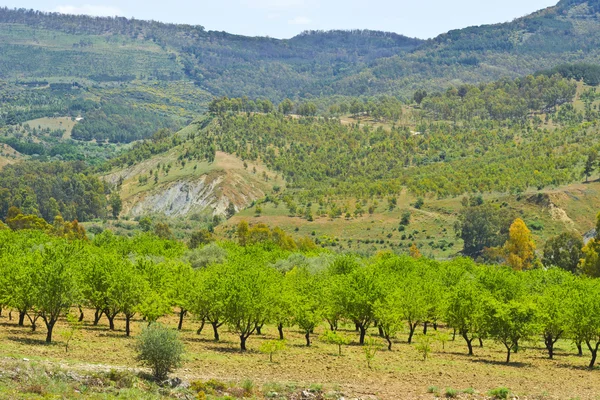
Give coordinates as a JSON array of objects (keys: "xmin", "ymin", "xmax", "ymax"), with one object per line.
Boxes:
[{"xmin": 2, "ymin": 227, "xmax": 600, "ymax": 369}]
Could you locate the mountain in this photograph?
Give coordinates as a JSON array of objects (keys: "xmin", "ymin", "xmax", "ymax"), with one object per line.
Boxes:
[
  {"xmin": 2, "ymin": 0, "xmax": 600, "ymax": 102},
  {"xmin": 332, "ymin": 0, "xmax": 600, "ymax": 95},
  {"xmin": 0, "ymin": 8, "xmax": 421, "ymax": 101}
]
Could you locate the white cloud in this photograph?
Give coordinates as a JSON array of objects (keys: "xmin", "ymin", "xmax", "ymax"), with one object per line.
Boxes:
[
  {"xmin": 288, "ymin": 16, "xmax": 311, "ymax": 25},
  {"xmin": 53, "ymin": 4, "xmax": 123, "ymax": 17},
  {"xmin": 245, "ymin": 0, "xmax": 305, "ymax": 9}
]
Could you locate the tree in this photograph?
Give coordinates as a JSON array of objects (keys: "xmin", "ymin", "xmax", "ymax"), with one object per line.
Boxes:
[
  {"xmin": 413, "ymin": 90, "xmax": 428, "ymax": 105},
  {"xmin": 107, "ymin": 261, "xmax": 147, "ymax": 336},
  {"xmin": 445, "ymin": 278, "xmax": 488, "ymax": 356},
  {"xmin": 455, "ymin": 201, "xmax": 513, "ymax": 258},
  {"xmin": 398, "ymin": 273, "xmax": 429, "ymax": 344},
  {"xmin": 287, "ymin": 267, "xmax": 322, "ymax": 347},
  {"xmin": 583, "ymin": 152, "xmax": 597, "ymax": 182},
  {"xmin": 278, "ymin": 99, "xmax": 294, "ymax": 115},
  {"xmin": 189, "ymin": 229, "xmax": 214, "ymax": 249},
  {"xmin": 237, "ymin": 220, "xmax": 249, "ymax": 246},
  {"xmin": 32, "ymin": 240, "xmax": 80, "ymax": 343},
  {"xmin": 139, "ymin": 216, "xmax": 153, "ymax": 232},
  {"xmin": 486, "ymin": 299, "xmax": 539, "ymax": 364},
  {"xmin": 374, "ymin": 290, "xmax": 404, "ymax": 350},
  {"xmin": 320, "ymin": 330, "xmax": 350, "ymax": 355},
  {"xmin": 542, "ymin": 232, "xmax": 583, "ymax": 273},
  {"xmin": 335, "ymin": 265, "xmax": 381, "ymax": 345},
  {"xmin": 109, "ymin": 193, "xmax": 122, "ymax": 219},
  {"xmin": 530, "ymin": 269, "xmax": 572, "ymax": 359},
  {"xmin": 567, "ymin": 279, "xmax": 600, "ymax": 369},
  {"xmin": 503, "ymin": 218, "xmax": 536, "ymax": 270},
  {"xmin": 191, "ymin": 264, "xmax": 230, "ymax": 341},
  {"xmin": 225, "ymin": 202, "xmax": 236, "ymax": 219},
  {"xmin": 154, "ymin": 223, "xmax": 173, "ymax": 240},
  {"xmin": 136, "ymin": 323, "xmax": 184, "ymax": 381},
  {"xmin": 580, "ymin": 212, "xmax": 600, "ymax": 277},
  {"xmin": 259, "ymin": 340, "xmax": 286, "ymax": 362},
  {"xmin": 223, "ymin": 262, "xmax": 277, "ymax": 351}
]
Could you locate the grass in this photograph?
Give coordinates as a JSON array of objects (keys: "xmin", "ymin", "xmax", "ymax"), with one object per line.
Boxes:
[
  {"xmin": 220, "ymin": 179, "xmax": 600, "ymax": 259},
  {"xmin": 0, "ymin": 310, "xmax": 598, "ymax": 399},
  {"xmin": 24, "ymin": 116, "xmax": 78, "ymax": 139}
]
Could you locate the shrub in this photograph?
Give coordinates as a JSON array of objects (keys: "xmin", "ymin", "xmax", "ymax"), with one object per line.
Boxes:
[
  {"xmin": 320, "ymin": 330, "xmax": 351, "ymax": 355},
  {"xmin": 363, "ymin": 338, "xmax": 381, "ymax": 369},
  {"xmin": 415, "ymin": 334, "xmax": 432, "ymax": 361},
  {"xmin": 445, "ymin": 388, "xmax": 458, "ymax": 398},
  {"xmin": 135, "ymin": 323, "xmax": 184, "ymax": 381},
  {"xmin": 259, "ymin": 340, "xmax": 287, "ymax": 362},
  {"xmin": 489, "ymin": 387, "xmax": 511, "ymax": 399}
]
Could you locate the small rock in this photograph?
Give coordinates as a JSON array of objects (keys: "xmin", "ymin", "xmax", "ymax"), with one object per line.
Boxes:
[{"xmin": 22, "ymin": 358, "xmax": 29, "ymax": 362}]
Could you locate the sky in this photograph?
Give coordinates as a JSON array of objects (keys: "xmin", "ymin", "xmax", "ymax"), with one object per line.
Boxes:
[{"xmin": 4, "ymin": 0, "xmax": 559, "ymax": 39}]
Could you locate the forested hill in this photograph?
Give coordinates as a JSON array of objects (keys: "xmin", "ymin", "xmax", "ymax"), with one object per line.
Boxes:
[
  {"xmin": 333, "ymin": 0, "xmax": 600, "ymax": 95},
  {"xmin": 3, "ymin": 1, "xmax": 600, "ymax": 99},
  {"xmin": 0, "ymin": 8, "xmax": 421, "ymax": 100}
]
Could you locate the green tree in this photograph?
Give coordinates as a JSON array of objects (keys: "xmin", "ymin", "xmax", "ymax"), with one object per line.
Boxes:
[
  {"xmin": 32, "ymin": 240, "xmax": 80, "ymax": 343},
  {"xmin": 486, "ymin": 299, "xmax": 539, "ymax": 364},
  {"xmin": 567, "ymin": 279, "xmax": 600, "ymax": 369},
  {"xmin": 542, "ymin": 232, "xmax": 584, "ymax": 273},
  {"xmin": 109, "ymin": 193, "xmax": 122, "ymax": 219},
  {"xmin": 445, "ymin": 278, "xmax": 488, "ymax": 356},
  {"xmin": 223, "ymin": 262, "xmax": 278, "ymax": 351},
  {"xmin": 455, "ymin": 201, "xmax": 513, "ymax": 258},
  {"xmin": 287, "ymin": 267, "xmax": 322, "ymax": 346}
]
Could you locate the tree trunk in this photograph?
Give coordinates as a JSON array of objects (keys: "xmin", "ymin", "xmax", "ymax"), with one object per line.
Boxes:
[
  {"xmin": 27, "ymin": 314, "xmax": 38, "ymax": 332},
  {"xmin": 544, "ymin": 333, "xmax": 560, "ymax": 360},
  {"xmin": 177, "ymin": 308, "xmax": 186, "ymax": 330},
  {"xmin": 107, "ymin": 314, "xmax": 115, "ymax": 331},
  {"xmin": 78, "ymin": 306, "xmax": 84, "ymax": 322},
  {"xmin": 240, "ymin": 335, "xmax": 247, "ymax": 351},
  {"xmin": 386, "ymin": 335, "xmax": 392, "ymax": 351},
  {"xmin": 462, "ymin": 333, "xmax": 474, "ymax": 356},
  {"xmin": 125, "ymin": 315, "xmax": 131, "ymax": 336},
  {"xmin": 45, "ymin": 320, "xmax": 55, "ymax": 343},
  {"xmin": 587, "ymin": 341, "xmax": 599, "ymax": 369},
  {"xmin": 278, "ymin": 323, "xmax": 284, "ymax": 340},
  {"xmin": 423, "ymin": 322, "xmax": 428, "ymax": 335},
  {"xmin": 408, "ymin": 322, "xmax": 417, "ymax": 344},
  {"xmin": 378, "ymin": 325, "xmax": 384, "ymax": 337},
  {"xmin": 479, "ymin": 338, "xmax": 484, "ymax": 348},
  {"xmin": 255, "ymin": 324, "xmax": 263, "ymax": 335},
  {"xmin": 359, "ymin": 324, "xmax": 367, "ymax": 345},
  {"xmin": 433, "ymin": 322, "xmax": 438, "ymax": 331},
  {"xmin": 577, "ymin": 341, "xmax": 583, "ymax": 356},
  {"xmin": 18, "ymin": 310, "xmax": 26, "ymax": 326},
  {"xmin": 93, "ymin": 308, "xmax": 103, "ymax": 326},
  {"xmin": 305, "ymin": 331, "xmax": 311, "ymax": 347},
  {"xmin": 452, "ymin": 328, "xmax": 456, "ymax": 341},
  {"xmin": 196, "ymin": 319, "xmax": 205, "ymax": 335},
  {"xmin": 505, "ymin": 346, "xmax": 511, "ymax": 364},
  {"xmin": 212, "ymin": 322, "xmax": 220, "ymax": 341}
]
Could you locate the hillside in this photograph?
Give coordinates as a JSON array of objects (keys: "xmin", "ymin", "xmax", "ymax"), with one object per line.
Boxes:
[
  {"xmin": 103, "ymin": 149, "xmax": 283, "ymax": 218},
  {"xmin": 2, "ymin": 0, "xmax": 600, "ymax": 102}
]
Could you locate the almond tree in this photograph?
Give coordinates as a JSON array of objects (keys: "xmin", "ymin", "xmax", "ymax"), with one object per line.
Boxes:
[
  {"xmin": 567, "ymin": 278, "xmax": 600, "ymax": 369},
  {"xmin": 445, "ymin": 278, "xmax": 488, "ymax": 356},
  {"xmin": 32, "ymin": 240, "xmax": 80, "ymax": 343}
]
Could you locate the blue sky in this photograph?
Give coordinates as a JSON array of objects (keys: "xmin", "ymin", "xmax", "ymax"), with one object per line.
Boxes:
[{"xmin": 5, "ymin": 0, "xmax": 558, "ymax": 39}]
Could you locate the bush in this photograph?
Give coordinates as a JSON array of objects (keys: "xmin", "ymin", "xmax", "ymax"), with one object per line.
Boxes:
[
  {"xmin": 445, "ymin": 388, "xmax": 458, "ymax": 398},
  {"xmin": 135, "ymin": 323, "xmax": 184, "ymax": 381},
  {"xmin": 488, "ymin": 387, "xmax": 511, "ymax": 399}
]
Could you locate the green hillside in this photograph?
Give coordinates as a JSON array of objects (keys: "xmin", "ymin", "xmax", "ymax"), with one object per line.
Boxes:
[{"xmin": 3, "ymin": 0, "xmax": 600, "ymax": 101}]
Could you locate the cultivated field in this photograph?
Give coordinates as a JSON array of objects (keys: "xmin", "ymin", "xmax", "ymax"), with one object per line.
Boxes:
[{"xmin": 0, "ymin": 310, "xmax": 598, "ymax": 399}]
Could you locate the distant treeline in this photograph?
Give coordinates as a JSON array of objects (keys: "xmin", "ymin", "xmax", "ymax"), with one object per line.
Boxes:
[{"xmin": 537, "ymin": 63, "xmax": 600, "ymax": 86}]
